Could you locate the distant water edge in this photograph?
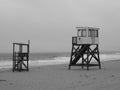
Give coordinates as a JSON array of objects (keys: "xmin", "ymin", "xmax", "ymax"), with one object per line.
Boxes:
[
  {"xmin": 0, "ymin": 51, "xmax": 120, "ymax": 70},
  {"xmin": 0, "ymin": 52, "xmax": 70, "ymax": 61}
]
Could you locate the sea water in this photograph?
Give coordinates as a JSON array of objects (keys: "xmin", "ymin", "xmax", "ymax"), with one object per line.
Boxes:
[{"xmin": 0, "ymin": 51, "xmax": 120, "ymax": 70}]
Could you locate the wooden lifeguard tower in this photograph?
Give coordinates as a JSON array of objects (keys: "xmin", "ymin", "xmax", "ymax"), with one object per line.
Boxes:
[
  {"xmin": 13, "ymin": 40, "xmax": 30, "ymax": 72},
  {"xmin": 69, "ymin": 27, "xmax": 101, "ymax": 70}
]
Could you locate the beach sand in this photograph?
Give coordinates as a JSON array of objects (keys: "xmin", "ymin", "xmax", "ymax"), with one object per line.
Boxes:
[{"xmin": 0, "ymin": 60, "xmax": 120, "ymax": 90}]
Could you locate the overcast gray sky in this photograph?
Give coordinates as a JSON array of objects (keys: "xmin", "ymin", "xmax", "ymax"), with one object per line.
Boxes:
[{"xmin": 0, "ymin": 0, "xmax": 120, "ymax": 53}]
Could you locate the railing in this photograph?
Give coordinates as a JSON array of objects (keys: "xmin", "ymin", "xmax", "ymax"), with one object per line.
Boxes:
[{"xmin": 72, "ymin": 37, "xmax": 77, "ymax": 44}]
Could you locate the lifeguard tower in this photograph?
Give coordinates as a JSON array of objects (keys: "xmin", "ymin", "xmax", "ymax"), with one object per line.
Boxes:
[
  {"xmin": 12, "ymin": 40, "xmax": 30, "ymax": 72},
  {"xmin": 69, "ymin": 27, "xmax": 101, "ymax": 70}
]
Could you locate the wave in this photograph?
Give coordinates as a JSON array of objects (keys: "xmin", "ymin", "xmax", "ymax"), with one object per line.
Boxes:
[
  {"xmin": 100, "ymin": 53, "xmax": 120, "ymax": 61},
  {"xmin": 0, "ymin": 53, "xmax": 120, "ymax": 70},
  {"xmin": 30, "ymin": 56, "xmax": 69, "ymax": 67}
]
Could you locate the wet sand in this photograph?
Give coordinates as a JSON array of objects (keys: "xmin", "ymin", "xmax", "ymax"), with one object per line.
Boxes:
[{"xmin": 0, "ymin": 60, "xmax": 120, "ymax": 90}]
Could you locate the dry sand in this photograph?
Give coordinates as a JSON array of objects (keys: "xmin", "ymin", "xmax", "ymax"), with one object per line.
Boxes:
[{"xmin": 0, "ymin": 60, "xmax": 120, "ymax": 90}]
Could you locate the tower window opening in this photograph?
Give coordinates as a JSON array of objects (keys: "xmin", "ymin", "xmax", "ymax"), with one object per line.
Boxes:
[
  {"xmin": 95, "ymin": 30, "xmax": 98, "ymax": 37},
  {"xmin": 88, "ymin": 29, "xmax": 98, "ymax": 37},
  {"xmin": 78, "ymin": 29, "xmax": 86, "ymax": 37}
]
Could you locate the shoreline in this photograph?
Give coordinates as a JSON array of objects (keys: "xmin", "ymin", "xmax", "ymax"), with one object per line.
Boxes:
[
  {"xmin": 0, "ymin": 59, "xmax": 120, "ymax": 90},
  {"xmin": 0, "ymin": 59, "xmax": 120, "ymax": 72}
]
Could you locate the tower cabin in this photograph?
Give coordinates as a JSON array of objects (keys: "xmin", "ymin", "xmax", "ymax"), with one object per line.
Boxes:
[{"xmin": 69, "ymin": 27, "xmax": 101, "ymax": 70}]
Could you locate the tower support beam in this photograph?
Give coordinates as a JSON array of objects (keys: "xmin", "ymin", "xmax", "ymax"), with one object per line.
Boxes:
[{"xmin": 69, "ymin": 44, "xmax": 101, "ymax": 70}]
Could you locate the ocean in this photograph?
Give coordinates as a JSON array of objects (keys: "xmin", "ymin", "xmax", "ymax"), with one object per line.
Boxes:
[{"xmin": 0, "ymin": 51, "xmax": 120, "ymax": 70}]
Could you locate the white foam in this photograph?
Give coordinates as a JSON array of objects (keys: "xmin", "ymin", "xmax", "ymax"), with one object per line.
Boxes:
[
  {"xmin": 100, "ymin": 54, "xmax": 120, "ymax": 61},
  {"xmin": 0, "ymin": 53, "xmax": 120, "ymax": 70},
  {"xmin": 29, "ymin": 57, "xmax": 69, "ymax": 67},
  {"xmin": 0, "ymin": 60, "xmax": 12, "ymax": 69}
]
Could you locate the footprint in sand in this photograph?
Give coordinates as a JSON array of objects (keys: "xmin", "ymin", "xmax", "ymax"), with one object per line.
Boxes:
[
  {"xmin": 0, "ymin": 80, "xmax": 7, "ymax": 82},
  {"xmin": 111, "ymin": 75, "xmax": 115, "ymax": 77},
  {"xmin": 85, "ymin": 75, "xmax": 89, "ymax": 78},
  {"xmin": 93, "ymin": 77, "xmax": 97, "ymax": 80},
  {"xmin": 9, "ymin": 83, "xmax": 14, "ymax": 85},
  {"xmin": 80, "ymin": 75, "xmax": 83, "ymax": 77}
]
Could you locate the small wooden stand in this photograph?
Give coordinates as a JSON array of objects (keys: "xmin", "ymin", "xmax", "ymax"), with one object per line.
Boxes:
[{"xmin": 13, "ymin": 40, "xmax": 30, "ymax": 72}]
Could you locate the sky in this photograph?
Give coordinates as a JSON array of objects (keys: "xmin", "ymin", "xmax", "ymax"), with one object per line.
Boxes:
[{"xmin": 0, "ymin": 0, "xmax": 120, "ymax": 53}]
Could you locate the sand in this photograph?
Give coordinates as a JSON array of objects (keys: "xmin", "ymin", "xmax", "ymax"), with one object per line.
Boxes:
[{"xmin": 0, "ymin": 60, "xmax": 120, "ymax": 90}]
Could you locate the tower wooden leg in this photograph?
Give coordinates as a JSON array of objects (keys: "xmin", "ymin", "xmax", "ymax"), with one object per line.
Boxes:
[
  {"xmin": 99, "ymin": 62, "xmax": 101, "ymax": 69},
  {"xmin": 87, "ymin": 64, "xmax": 89, "ymax": 70},
  {"xmin": 81, "ymin": 58, "xmax": 84, "ymax": 69},
  {"xmin": 69, "ymin": 44, "xmax": 74, "ymax": 70},
  {"xmin": 69, "ymin": 65, "xmax": 71, "ymax": 70}
]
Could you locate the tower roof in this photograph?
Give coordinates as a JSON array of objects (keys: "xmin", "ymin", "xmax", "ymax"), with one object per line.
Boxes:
[{"xmin": 76, "ymin": 27, "xmax": 100, "ymax": 30}]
